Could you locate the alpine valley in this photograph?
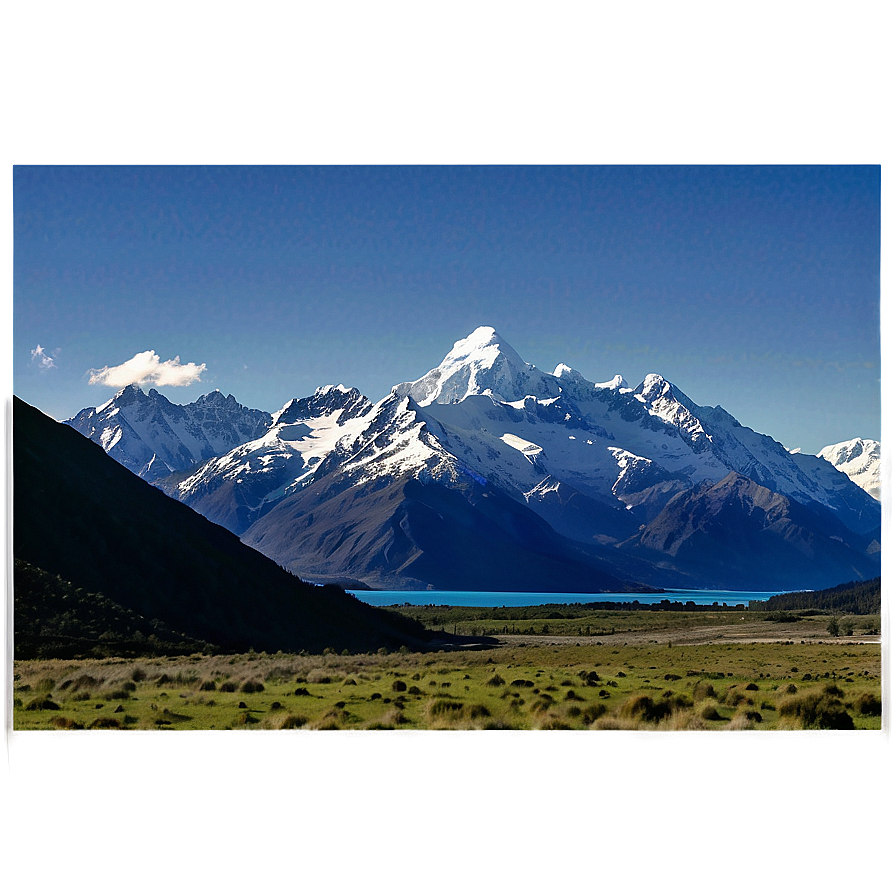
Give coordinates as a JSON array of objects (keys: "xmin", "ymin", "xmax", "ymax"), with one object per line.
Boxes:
[{"xmin": 65, "ymin": 327, "xmax": 882, "ymax": 593}]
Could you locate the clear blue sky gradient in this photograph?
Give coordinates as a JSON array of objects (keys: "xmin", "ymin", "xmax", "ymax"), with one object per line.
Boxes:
[
  {"xmin": 0, "ymin": 2, "xmax": 893, "ymax": 452},
  {"xmin": 14, "ymin": 165, "xmax": 880, "ymax": 454}
]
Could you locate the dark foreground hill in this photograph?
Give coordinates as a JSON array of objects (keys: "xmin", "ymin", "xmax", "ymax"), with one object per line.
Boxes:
[
  {"xmin": 12, "ymin": 396, "xmax": 431, "ymax": 656},
  {"xmin": 13, "ymin": 558, "xmax": 217, "ymax": 659},
  {"xmin": 763, "ymin": 577, "xmax": 882, "ymax": 615}
]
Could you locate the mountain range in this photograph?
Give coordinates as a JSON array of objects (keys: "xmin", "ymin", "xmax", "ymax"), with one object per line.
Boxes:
[
  {"xmin": 14, "ymin": 396, "xmax": 431, "ymax": 655},
  {"xmin": 64, "ymin": 326, "xmax": 881, "ymax": 592}
]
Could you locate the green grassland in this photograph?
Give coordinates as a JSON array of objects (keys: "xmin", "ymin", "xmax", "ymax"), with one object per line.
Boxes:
[
  {"xmin": 387, "ymin": 603, "xmax": 881, "ymax": 639},
  {"xmin": 13, "ymin": 609, "xmax": 882, "ymax": 731}
]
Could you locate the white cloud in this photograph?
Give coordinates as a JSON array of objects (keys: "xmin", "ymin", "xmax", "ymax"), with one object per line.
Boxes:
[
  {"xmin": 88, "ymin": 350, "xmax": 207, "ymax": 388},
  {"xmin": 31, "ymin": 344, "xmax": 56, "ymax": 369}
]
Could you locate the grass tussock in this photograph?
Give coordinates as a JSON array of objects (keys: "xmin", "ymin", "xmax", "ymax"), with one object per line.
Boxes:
[
  {"xmin": 851, "ymin": 693, "xmax": 882, "ymax": 716},
  {"xmin": 51, "ymin": 716, "xmax": 84, "ymax": 729},
  {"xmin": 777, "ymin": 685, "xmax": 855, "ymax": 730},
  {"xmin": 618, "ymin": 693, "xmax": 692, "ymax": 725},
  {"xmin": 699, "ymin": 701, "xmax": 724, "ymax": 721}
]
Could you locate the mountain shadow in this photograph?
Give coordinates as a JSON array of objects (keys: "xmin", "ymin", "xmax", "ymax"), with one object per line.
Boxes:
[{"xmin": 12, "ymin": 396, "xmax": 432, "ymax": 655}]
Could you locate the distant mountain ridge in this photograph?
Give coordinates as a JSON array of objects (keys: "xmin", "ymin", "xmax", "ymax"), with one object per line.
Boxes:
[
  {"xmin": 64, "ymin": 327, "xmax": 881, "ymax": 592},
  {"xmin": 817, "ymin": 438, "xmax": 880, "ymax": 501},
  {"xmin": 65, "ymin": 385, "xmax": 272, "ymax": 482}
]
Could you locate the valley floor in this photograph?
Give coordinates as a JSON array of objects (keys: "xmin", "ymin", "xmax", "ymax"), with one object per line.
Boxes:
[{"xmin": 12, "ymin": 609, "xmax": 882, "ymax": 731}]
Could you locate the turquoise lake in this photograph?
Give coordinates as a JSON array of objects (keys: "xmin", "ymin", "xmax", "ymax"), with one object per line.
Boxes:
[{"xmin": 359, "ymin": 589, "xmax": 779, "ymax": 608}]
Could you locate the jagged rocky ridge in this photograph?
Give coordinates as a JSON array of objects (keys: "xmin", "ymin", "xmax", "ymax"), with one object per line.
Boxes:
[
  {"xmin": 66, "ymin": 327, "xmax": 881, "ymax": 592},
  {"xmin": 66, "ymin": 385, "xmax": 272, "ymax": 482}
]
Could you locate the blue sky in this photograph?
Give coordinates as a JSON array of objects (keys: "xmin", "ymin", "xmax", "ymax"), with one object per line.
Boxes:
[
  {"xmin": 0, "ymin": 0, "xmax": 894, "ymax": 452},
  {"xmin": 14, "ymin": 165, "xmax": 879, "ymax": 454}
]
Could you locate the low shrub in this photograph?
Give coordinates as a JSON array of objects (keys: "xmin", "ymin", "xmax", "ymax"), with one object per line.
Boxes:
[
  {"xmin": 777, "ymin": 688, "xmax": 854, "ymax": 729},
  {"xmin": 486, "ymin": 674, "xmax": 506, "ymax": 687},
  {"xmin": 234, "ymin": 712, "xmax": 260, "ymax": 726},
  {"xmin": 581, "ymin": 703, "xmax": 608, "ymax": 725},
  {"xmin": 51, "ymin": 716, "xmax": 84, "ymax": 729},
  {"xmin": 25, "ymin": 697, "xmax": 60, "ymax": 711},
  {"xmin": 240, "ymin": 680, "xmax": 265, "ymax": 694},
  {"xmin": 104, "ymin": 689, "xmax": 132, "ymax": 701},
  {"xmin": 275, "ymin": 714, "xmax": 307, "ymax": 730},
  {"xmin": 89, "ymin": 717, "xmax": 121, "ymax": 729},
  {"xmin": 540, "ymin": 718, "xmax": 573, "ymax": 730},
  {"xmin": 426, "ymin": 699, "xmax": 470, "ymax": 725},
  {"xmin": 219, "ymin": 681, "xmax": 237, "ymax": 693},
  {"xmin": 852, "ymin": 693, "xmax": 882, "ymax": 716},
  {"xmin": 468, "ymin": 704, "xmax": 490, "ymax": 719},
  {"xmin": 619, "ymin": 693, "xmax": 692, "ymax": 724}
]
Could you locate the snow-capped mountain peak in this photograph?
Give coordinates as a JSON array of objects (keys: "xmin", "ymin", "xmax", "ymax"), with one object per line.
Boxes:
[
  {"xmin": 395, "ymin": 326, "xmax": 560, "ymax": 406},
  {"xmin": 273, "ymin": 384, "xmax": 371, "ymax": 426},
  {"xmin": 66, "ymin": 385, "xmax": 272, "ymax": 482},
  {"xmin": 818, "ymin": 438, "xmax": 881, "ymax": 500},
  {"xmin": 552, "ymin": 363, "xmax": 594, "ymax": 391},
  {"xmin": 595, "ymin": 374, "xmax": 629, "ymax": 391},
  {"xmin": 635, "ymin": 373, "xmax": 672, "ymax": 402}
]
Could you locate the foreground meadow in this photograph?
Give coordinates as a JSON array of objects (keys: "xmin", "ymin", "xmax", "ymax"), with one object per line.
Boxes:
[{"xmin": 13, "ymin": 609, "xmax": 882, "ymax": 731}]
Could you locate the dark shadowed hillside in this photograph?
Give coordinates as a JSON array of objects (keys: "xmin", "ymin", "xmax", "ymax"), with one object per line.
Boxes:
[{"xmin": 13, "ymin": 396, "xmax": 430, "ymax": 655}]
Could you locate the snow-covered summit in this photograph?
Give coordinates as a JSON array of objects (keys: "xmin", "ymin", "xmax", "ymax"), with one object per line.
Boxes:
[
  {"xmin": 393, "ymin": 326, "xmax": 559, "ymax": 406},
  {"xmin": 818, "ymin": 438, "xmax": 881, "ymax": 501},
  {"xmin": 596, "ymin": 374, "xmax": 628, "ymax": 390},
  {"xmin": 273, "ymin": 384, "xmax": 371, "ymax": 427}
]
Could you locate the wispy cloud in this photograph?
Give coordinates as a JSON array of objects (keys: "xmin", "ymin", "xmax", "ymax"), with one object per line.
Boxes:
[
  {"xmin": 31, "ymin": 344, "xmax": 57, "ymax": 369},
  {"xmin": 88, "ymin": 350, "xmax": 207, "ymax": 388}
]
